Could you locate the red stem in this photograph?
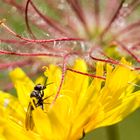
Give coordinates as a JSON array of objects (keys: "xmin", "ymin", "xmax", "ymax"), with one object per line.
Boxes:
[
  {"xmin": 90, "ymin": 51, "xmax": 119, "ymax": 65},
  {"xmin": 116, "ymin": 41, "xmax": 140, "ymax": 63},
  {"xmin": 25, "ymin": 0, "xmax": 36, "ymax": 38},
  {"xmin": 0, "ymin": 50, "xmax": 63, "ymax": 57},
  {"xmin": 114, "ymin": 20, "xmax": 140, "ymax": 38},
  {"xmin": 0, "ymin": 39, "xmax": 28, "ymax": 44},
  {"xmin": 1, "ymin": 22, "xmax": 84, "ymax": 43},
  {"xmin": 89, "ymin": 47, "xmax": 134, "ymax": 70},
  {"xmin": 100, "ymin": 0, "xmax": 125, "ymax": 39},
  {"xmin": 67, "ymin": 68, "xmax": 106, "ymax": 80},
  {"xmin": 51, "ymin": 52, "xmax": 79, "ymax": 105},
  {"xmin": 67, "ymin": 0, "xmax": 89, "ymax": 34},
  {"xmin": 30, "ymin": 1, "xmax": 67, "ymax": 35},
  {"xmin": 94, "ymin": 0, "xmax": 100, "ymax": 29},
  {"xmin": 51, "ymin": 54, "xmax": 68, "ymax": 106}
]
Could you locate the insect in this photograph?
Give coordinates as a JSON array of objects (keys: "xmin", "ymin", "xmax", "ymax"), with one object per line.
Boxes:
[{"xmin": 25, "ymin": 77, "xmax": 52, "ymax": 130}]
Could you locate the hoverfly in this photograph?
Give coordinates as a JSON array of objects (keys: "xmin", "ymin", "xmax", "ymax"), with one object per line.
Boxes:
[{"xmin": 25, "ymin": 77, "xmax": 52, "ymax": 130}]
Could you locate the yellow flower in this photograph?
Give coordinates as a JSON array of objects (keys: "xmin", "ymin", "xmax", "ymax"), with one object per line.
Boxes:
[{"xmin": 0, "ymin": 59, "xmax": 140, "ymax": 140}]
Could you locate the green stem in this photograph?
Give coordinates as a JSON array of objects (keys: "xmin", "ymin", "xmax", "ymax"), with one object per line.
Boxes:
[{"xmin": 106, "ymin": 124, "xmax": 120, "ymax": 140}]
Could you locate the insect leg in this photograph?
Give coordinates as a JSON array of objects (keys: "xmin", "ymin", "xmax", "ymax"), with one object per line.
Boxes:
[
  {"xmin": 41, "ymin": 90, "xmax": 44, "ymax": 97},
  {"xmin": 43, "ymin": 94, "xmax": 53, "ymax": 101}
]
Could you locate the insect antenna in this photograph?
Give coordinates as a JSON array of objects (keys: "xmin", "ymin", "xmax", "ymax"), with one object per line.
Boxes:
[
  {"xmin": 43, "ymin": 76, "xmax": 48, "ymax": 87},
  {"xmin": 43, "ymin": 94, "xmax": 53, "ymax": 101},
  {"xmin": 43, "ymin": 76, "xmax": 53, "ymax": 87}
]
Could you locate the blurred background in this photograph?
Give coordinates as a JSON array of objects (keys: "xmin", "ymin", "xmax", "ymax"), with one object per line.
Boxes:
[{"xmin": 1, "ymin": 0, "xmax": 140, "ymax": 139}]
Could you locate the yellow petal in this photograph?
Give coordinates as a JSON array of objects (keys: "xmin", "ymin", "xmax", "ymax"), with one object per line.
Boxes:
[
  {"xmin": 97, "ymin": 91, "xmax": 140, "ymax": 128},
  {"xmin": 44, "ymin": 65, "xmax": 62, "ymax": 96},
  {"xmin": 33, "ymin": 94, "xmax": 72, "ymax": 140},
  {"xmin": 9, "ymin": 68, "xmax": 34, "ymax": 108},
  {"xmin": 4, "ymin": 119, "xmax": 40, "ymax": 140},
  {"xmin": 64, "ymin": 59, "xmax": 89, "ymax": 106},
  {"xmin": 0, "ymin": 91, "xmax": 25, "ymax": 121}
]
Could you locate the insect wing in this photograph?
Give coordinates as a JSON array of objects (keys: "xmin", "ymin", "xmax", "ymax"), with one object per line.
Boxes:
[{"xmin": 25, "ymin": 102, "xmax": 34, "ymax": 130}]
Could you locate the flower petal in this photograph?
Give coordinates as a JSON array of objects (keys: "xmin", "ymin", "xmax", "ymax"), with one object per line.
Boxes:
[
  {"xmin": 97, "ymin": 91, "xmax": 140, "ymax": 128},
  {"xmin": 9, "ymin": 68, "xmax": 34, "ymax": 108}
]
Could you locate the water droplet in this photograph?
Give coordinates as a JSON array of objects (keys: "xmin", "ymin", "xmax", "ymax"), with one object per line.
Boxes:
[{"xmin": 123, "ymin": 3, "xmax": 128, "ymax": 8}]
